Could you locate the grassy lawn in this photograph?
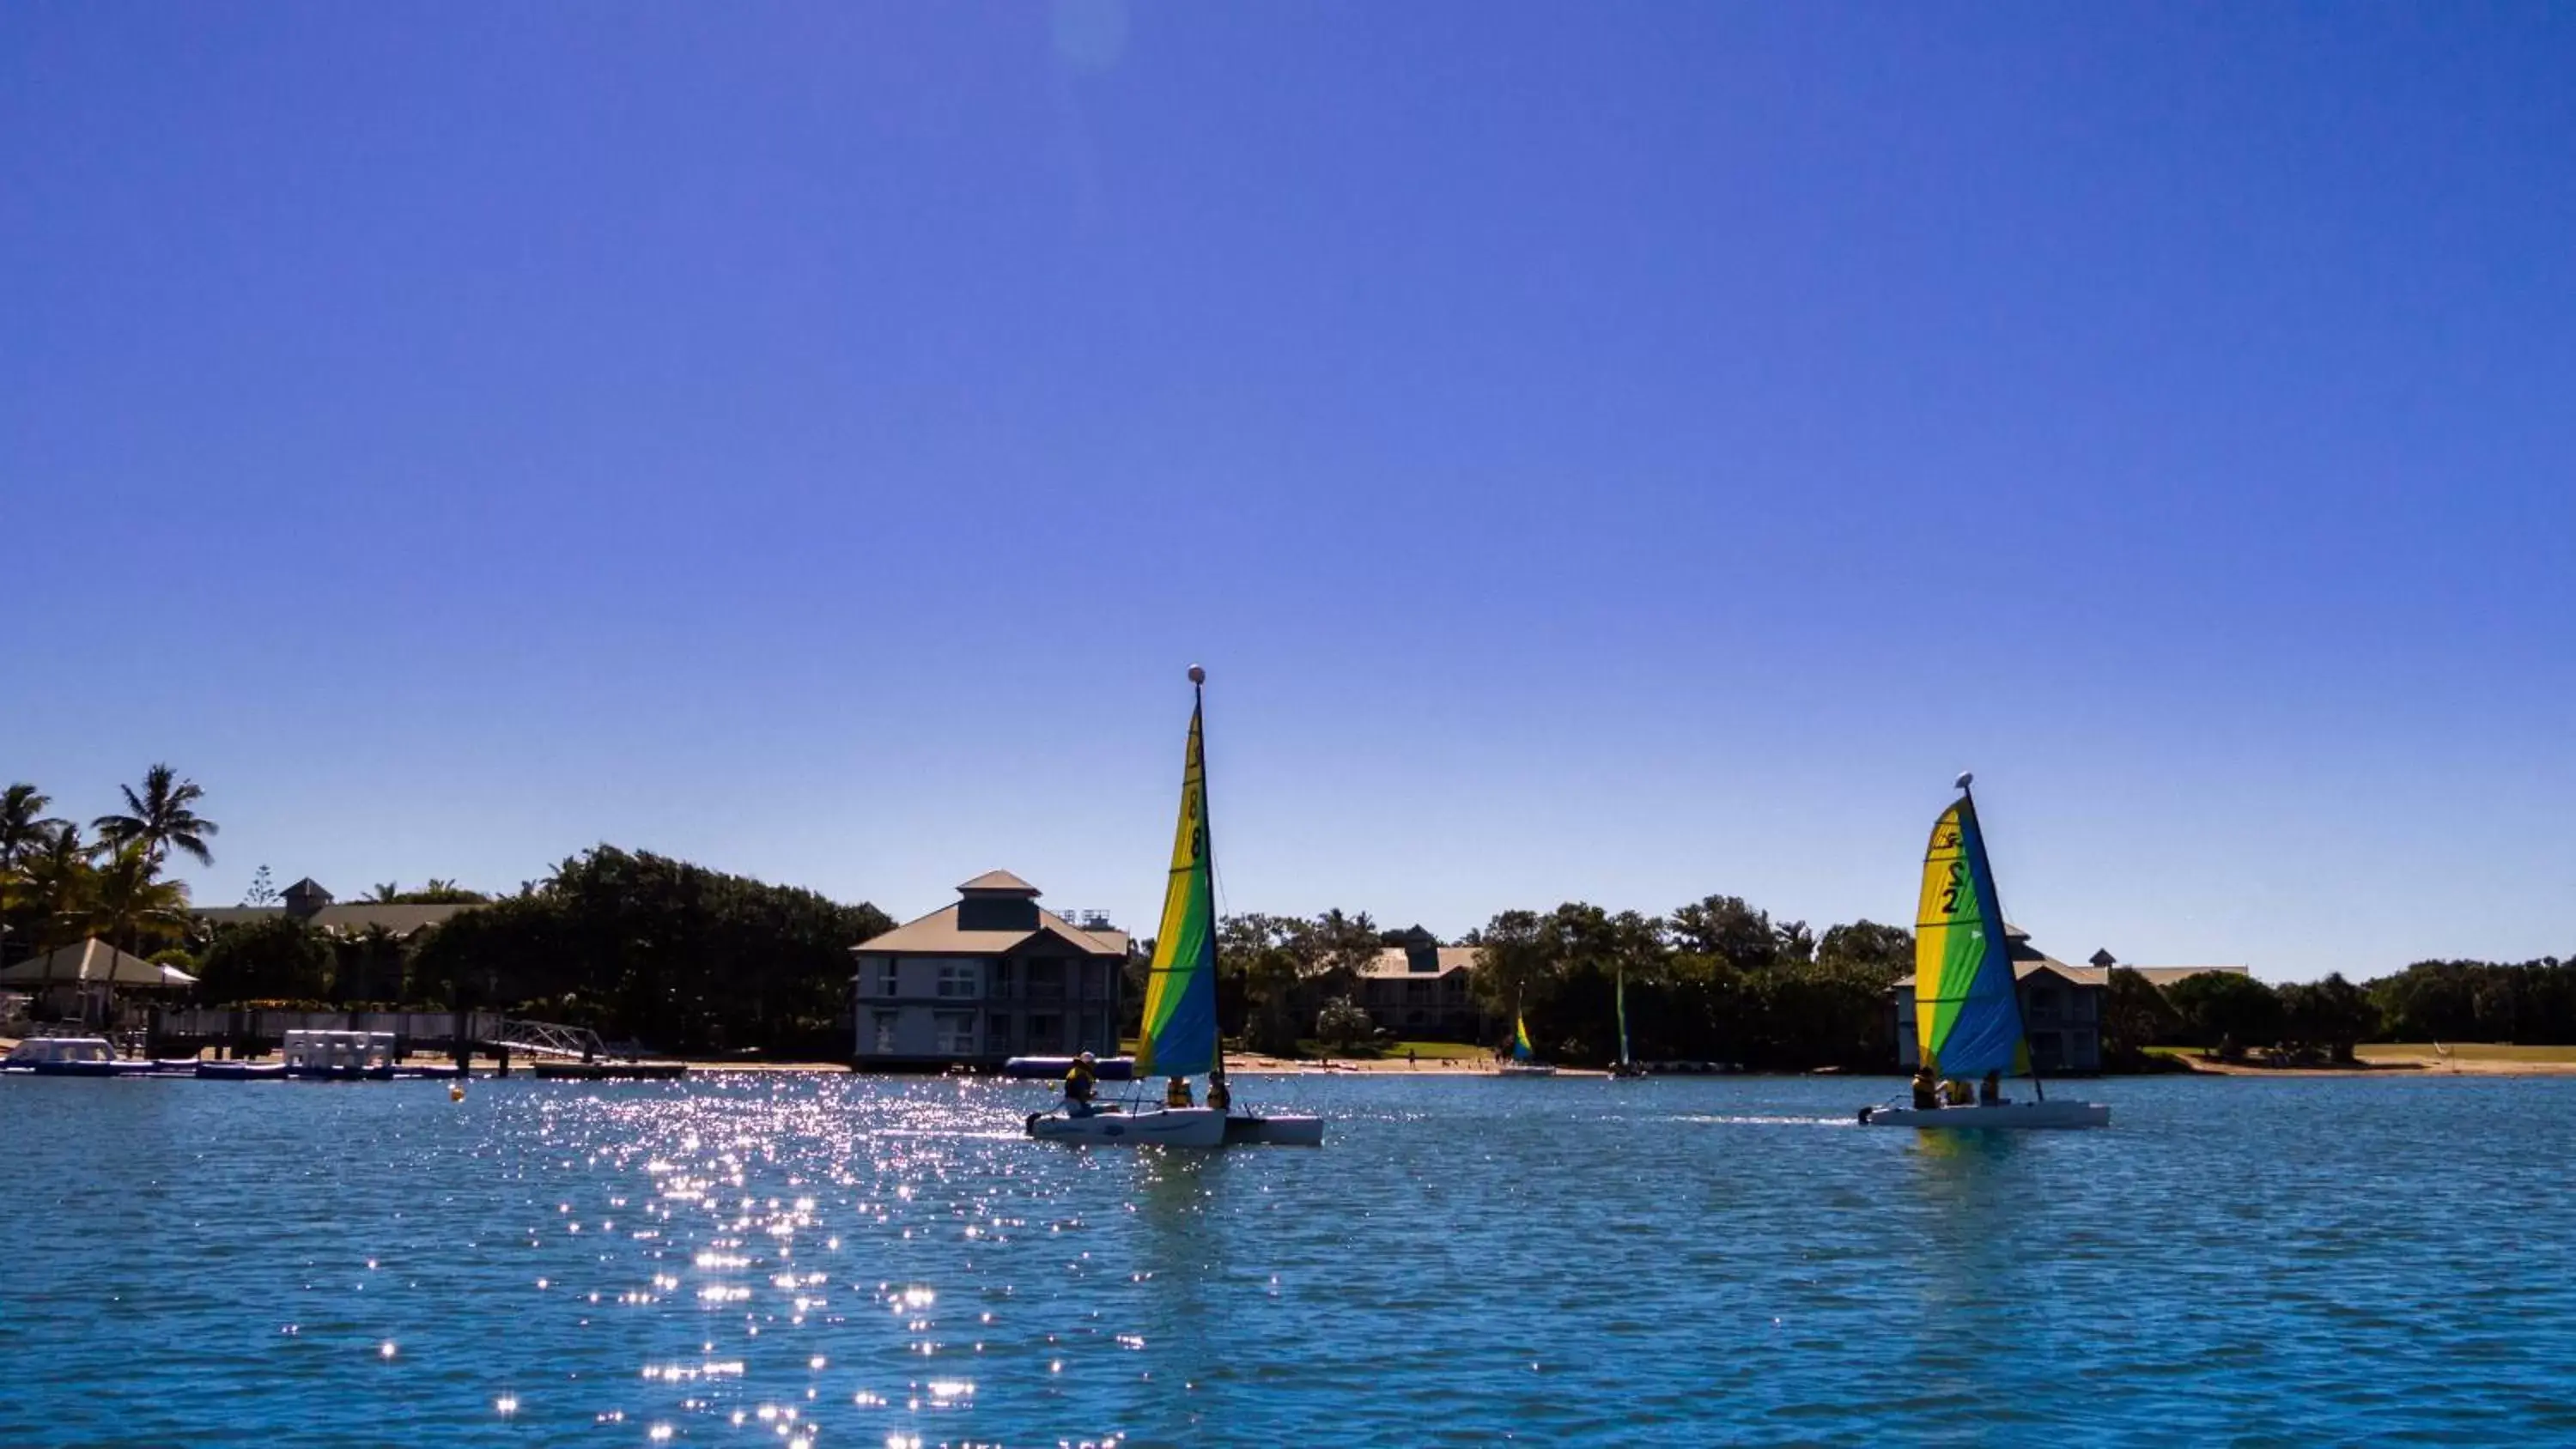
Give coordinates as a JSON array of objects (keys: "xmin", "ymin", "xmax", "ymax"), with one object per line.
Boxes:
[
  {"xmin": 2356, "ymin": 1042, "xmax": 2576, "ymax": 1063},
  {"xmin": 1379, "ymin": 1040, "xmax": 1492, "ymax": 1061},
  {"xmin": 1280, "ymin": 1038, "xmax": 1492, "ymax": 1061}
]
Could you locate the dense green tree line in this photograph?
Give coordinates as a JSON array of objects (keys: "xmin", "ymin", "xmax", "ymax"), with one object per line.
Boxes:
[
  {"xmin": 195, "ymin": 849, "xmax": 891, "ymax": 1054},
  {"xmin": 2366, "ymin": 958, "xmax": 2576, "ymax": 1046},
  {"xmin": 1461, "ymin": 897, "xmax": 1916, "ymax": 1070},
  {"xmin": 10, "ymin": 770, "xmax": 2568, "ymax": 1066},
  {"xmin": 405, "ymin": 847, "xmax": 891, "ymax": 1054}
]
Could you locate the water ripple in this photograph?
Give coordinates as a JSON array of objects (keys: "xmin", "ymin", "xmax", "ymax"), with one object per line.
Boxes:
[{"xmin": 3, "ymin": 1073, "xmax": 2574, "ymax": 1445}]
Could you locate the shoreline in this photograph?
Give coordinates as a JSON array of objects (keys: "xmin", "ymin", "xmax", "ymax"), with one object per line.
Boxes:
[{"xmin": 15, "ymin": 1040, "xmax": 2576, "ymax": 1080}]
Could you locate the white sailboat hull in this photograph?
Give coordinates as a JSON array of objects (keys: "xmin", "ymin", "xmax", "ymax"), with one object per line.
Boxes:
[
  {"xmin": 1027, "ymin": 1106, "xmax": 1226, "ymax": 1148},
  {"xmin": 1497, "ymin": 1063, "xmax": 1558, "ymax": 1077},
  {"xmin": 1223, "ymin": 1113, "xmax": 1323, "ymax": 1146},
  {"xmin": 1861, "ymin": 1100, "xmax": 2110, "ymax": 1130}
]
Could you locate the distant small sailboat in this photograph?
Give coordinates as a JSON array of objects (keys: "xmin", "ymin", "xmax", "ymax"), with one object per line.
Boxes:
[
  {"xmin": 1498, "ymin": 1012, "xmax": 1557, "ymax": 1076},
  {"xmin": 1862, "ymin": 774, "xmax": 2108, "ymax": 1130},
  {"xmin": 1608, "ymin": 970, "xmax": 1646, "ymax": 1077}
]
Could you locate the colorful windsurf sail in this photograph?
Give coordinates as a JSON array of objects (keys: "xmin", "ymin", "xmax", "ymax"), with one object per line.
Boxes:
[
  {"xmin": 1511, "ymin": 1014, "xmax": 1537, "ymax": 1063},
  {"xmin": 1913, "ymin": 789, "xmax": 2031, "ymax": 1080},
  {"xmin": 1134, "ymin": 680, "xmax": 1219, "ymax": 1080}
]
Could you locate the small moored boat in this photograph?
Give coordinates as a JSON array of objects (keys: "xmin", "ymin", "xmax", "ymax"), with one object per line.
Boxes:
[
  {"xmin": 282, "ymin": 1029, "xmax": 397, "ymax": 1081},
  {"xmin": 3, "ymin": 1036, "xmax": 122, "ymax": 1076}
]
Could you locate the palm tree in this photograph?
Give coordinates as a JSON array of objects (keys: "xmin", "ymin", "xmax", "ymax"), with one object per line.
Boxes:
[
  {"xmin": 87, "ymin": 842, "xmax": 191, "ymax": 954},
  {"xmin": 368, "ymin": 882, "xmax": 403, "ymax": 904},
  {"xmin": 21, "ymin": 822, "xmax": 97, "ymax": 949},
  {"xmin": 3, "ymin": 783, "xmax": 65, "ymax": 876},
  {"xmin": 2, "ymin": 784, "xmax": 68, "ymax": 964},
  {"xmin": 80, "ymin": 843, "xmax": 190, "ymax": 1044},
  {"xmin": 93, "ymin": 763, "xmax": 218, "ymax": 869},
  {"xmin": 15, "ymin": 822, "xmax": 97, "ymax": 1022}
]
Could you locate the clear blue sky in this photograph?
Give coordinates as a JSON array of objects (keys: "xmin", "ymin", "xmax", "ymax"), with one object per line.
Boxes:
[{"xmin": 6, "ymin": 3, "xmax": 2570, "ymax": 980}]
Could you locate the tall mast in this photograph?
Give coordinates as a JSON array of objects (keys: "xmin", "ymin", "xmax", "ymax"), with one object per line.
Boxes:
[
  {"xmin": 1616, "ymin": 968, "xmax": 1631, "ymax": 1069},
  {"xmin": 1957, "ymin": 773, "xmax": 2044, "ymax": 1102},
  {"xmin": 1194, "ymin": 664, "xmax": 1224, "ymax": 1093}
]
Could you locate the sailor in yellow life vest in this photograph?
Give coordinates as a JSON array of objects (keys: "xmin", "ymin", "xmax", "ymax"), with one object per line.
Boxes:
[
  {"xmin": 1064, "ymin": 1052, "xmax": 1098, "ymax": 1116},
  {"xmin": 1943, "ymin": 1076, "xmax": 1975, "ymax": 1106},
  {"xmin": 1165, "ymin": 1076, "xmax": 1193, "ymax": 1108},
  {"xmin": 1911, "ymin": 1064, "xmax": 1941, "ymax": 1111}
]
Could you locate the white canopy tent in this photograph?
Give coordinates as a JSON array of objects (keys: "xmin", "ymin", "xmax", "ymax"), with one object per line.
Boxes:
[{"xmin": 0, "ymin": 938, "xmax": 197, "ymax": 990}]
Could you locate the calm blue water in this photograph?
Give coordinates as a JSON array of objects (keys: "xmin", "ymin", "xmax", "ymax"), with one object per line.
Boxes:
[{"xmin": 5, "ymin": 1071, "xmax": 2575, "ymax": 1446}]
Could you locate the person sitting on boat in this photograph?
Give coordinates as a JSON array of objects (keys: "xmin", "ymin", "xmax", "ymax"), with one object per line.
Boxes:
[
  {"xmin": 1164, "ymin": 1076, "xmax": 1194, "ymax": 1108},
  {"xmin": 1206, "ymin": 1075, "xmax": 1230, "ymax": 1112},
  {"xmin": 1979, "ymin": 1070, "xmax": 2003, "ymax": 1106},
  {"xmin": 1064, "ymin": 1052, "xmax": 1099, "ymax": 1115},
  {"xmin": 1942, "ymin": 1076, "xmax": 1974, "ymax": 1106},
  {"xmin": 1911, "ymin": 1065, "xmax": 1941, "ymax": 1111}
]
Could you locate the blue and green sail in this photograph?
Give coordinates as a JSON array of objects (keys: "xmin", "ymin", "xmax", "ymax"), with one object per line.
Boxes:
[
  {"xmin": 1134, "ymin": 688, "xmax": 1219, "ymax": 1080},
  {"xmin": 1912, "ymin": 791, "xmax": 2031, "ymax": 1080}
]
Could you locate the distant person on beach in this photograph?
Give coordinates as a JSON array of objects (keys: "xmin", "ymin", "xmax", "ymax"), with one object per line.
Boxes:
[
  {"xmin": 1164, "ymin": 1076, "xmax": 1193, "ymax": 1108},
  {"xmin": 1979, "ymin": 1070, "xmax": 2002, "ymax": 1106},
  {"xmin": 1064, "ymin": 1052, "xmax": 1098, "ymax": 1115},
  {"xmin": 1911, "ymin": 1066, "xmax": 1941, "ymax": 1110}
]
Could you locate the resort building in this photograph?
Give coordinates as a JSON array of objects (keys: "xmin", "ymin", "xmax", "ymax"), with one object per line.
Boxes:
[
  {"xmin": 1893, "ymin": 930, "xmax": 2251, "ymax": 1074},
  {"xmin": 848, "ymin": 870, "xmax": 1129, "ymax": 1070},
  {"xmin": 1352, "ymin": 928, "xmax": 1484, "ymax": 1040},
  {"xmin": 193, "ymin": 876, "xmax": 483, "ymax": 938},
  {"xmin": 194, "ymin": 878, "xmax": 485, "ymax": 1000}
]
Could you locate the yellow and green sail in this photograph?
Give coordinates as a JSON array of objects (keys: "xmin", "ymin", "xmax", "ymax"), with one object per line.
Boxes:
[
  {"xmin": 1134, "ymin": 689, "xmax": 1219, "ymax": 1079},
  {"xmin": 1913, "ymin": 791, "xmax": 2030, "ymax": 1080},
  {"xmin": 1511, "ymin": 1014, "xmax": 1537, "ymax": 1062}
]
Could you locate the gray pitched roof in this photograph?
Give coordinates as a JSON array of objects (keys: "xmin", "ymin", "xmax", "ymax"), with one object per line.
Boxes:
[
  {"xmin": 957, "ymin": 869, "xmax": 1041, "ymax": 895},
  {"xmin": 854, "ymin": 902, "xmax": 1126, "ymax": 959},
  {"xmin": 2128, "ymin": 965, "xmax": 2251, "ymax": 986},
  {"xmin": 194, "ymin": 902, "xmax": 480, "ymax": 937},
  {"xmin": 0, "ymin": 938, "xmax": 197, "ymax": 987}
]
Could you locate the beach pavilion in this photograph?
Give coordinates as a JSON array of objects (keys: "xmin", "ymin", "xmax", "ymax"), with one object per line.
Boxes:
[{"xmin": 0, "ymin": 938, "xmax": 199, "ymax": 1028}]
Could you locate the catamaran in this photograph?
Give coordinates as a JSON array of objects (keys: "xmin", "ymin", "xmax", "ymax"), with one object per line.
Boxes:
[
  {"xmin": 1861, "ymin": 773, "xmax": 2108, "ymax": 1129},
  {"xmin": 1498, "ymin": 1013, "xmax": 1557, "ymax": 1076},
  {"xmin": 1025, "ymin": 666, "xmax": 1321, "ymax": 1148}
]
